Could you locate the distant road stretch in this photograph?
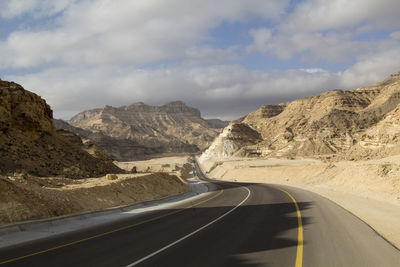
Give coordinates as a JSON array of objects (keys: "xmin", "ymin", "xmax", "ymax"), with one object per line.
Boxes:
[{"xmin": 1, "ymin": 166, "xmax": 399, "ymax": 266}]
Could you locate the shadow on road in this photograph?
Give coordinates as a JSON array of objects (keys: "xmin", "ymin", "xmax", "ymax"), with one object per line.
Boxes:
[
  {"xmin": 154, "ymin": 198, "xmax": 312, "ymax": 267},
  {"xmin": 0, "ymin": 182, "xmax": 312, "ymax": 267}
]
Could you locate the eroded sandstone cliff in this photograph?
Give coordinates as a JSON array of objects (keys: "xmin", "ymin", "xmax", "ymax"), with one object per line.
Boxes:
[
  {"xmin": 64, "ymin": 101, "xmax": 228, "ymax": 160},
  {"xmin": 0, "ymin": 80, "xmax": 123, "ymax": 178},
  {"xmin": 201, "ymin": 72, "xmax": 400, "ymax": 161}
]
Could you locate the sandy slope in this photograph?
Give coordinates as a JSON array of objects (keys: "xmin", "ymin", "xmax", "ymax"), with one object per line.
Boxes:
[
  {"xmin": 0, "ymin": 156, "xmax": 192, "ymax": 225},
  {"xmin": 116, "ymin": 156, "xmax": 190, "ymax": 173},
  {"xmin": 199, "ymin": 156, "xmax": 400, "ymax": 248}
]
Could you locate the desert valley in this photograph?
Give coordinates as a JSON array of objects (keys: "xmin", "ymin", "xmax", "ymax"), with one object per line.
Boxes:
[
  {"xmin": 1, "ymin": 73, "xmax": 400, "ymax": 252},
  {"xmin": 1, "ymin": 1, "xmax": 400, "ymax": 265}
]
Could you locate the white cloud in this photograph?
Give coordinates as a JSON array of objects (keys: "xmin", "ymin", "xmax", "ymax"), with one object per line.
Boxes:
[
  {"xmin": 0, "ymin": 0, "xmax": 74, "ymax": 19},
  {"xmin": 282, "ymin": 0, "xmax": 400, "ymax": 33},
  {"xmin": 8, "ymin": 42, "xmax": 400, "ymax": 121},
  {"xmin": 390, "ymin": 31, "xmax": 400, "ymax": 40},
  {"xmin": 247, "ymin": 0, "xmax": 400, "ymax": 63},
  {"xmin": 0, "ymin": 0, "xmax": 288, "ymax": 69},
  {"xmin": 300, "ymin": 68, "xmax": 328, "ymax": 74},
  {"xmin": 185, "ymin": 46, "xmax": 239, "ymax": 65},
  {"xmin": 247, "ymin": 28, "xmax": 272, "ymax": 53},
  {"xmin": 5, "ymin": 64, "xmax": 341, "ymax": 120},
  {"xmin": 2, "ymin": 0, "xmax": 400, "ymax": 121},
  {"xmin": 248, "ymin": 30, "xmax": 371, "ymax": 63},
  {"xmin": 340, "ymin": 47, "xmax": 400, "ymax": 88}
]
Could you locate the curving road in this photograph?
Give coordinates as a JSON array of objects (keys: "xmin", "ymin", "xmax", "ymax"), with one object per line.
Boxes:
[{"xmin": 0, "ymin": 164, "xmax": 399, "ymax": 266}]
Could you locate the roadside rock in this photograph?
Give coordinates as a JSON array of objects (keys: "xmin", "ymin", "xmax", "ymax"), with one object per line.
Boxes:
[
  {"xmin": 0, "ymin": 80, "xmax": 123, "ymax": 178},
  {"xmin": 106, "ymin": 174, "xmax": 118, "ymax": 180}
]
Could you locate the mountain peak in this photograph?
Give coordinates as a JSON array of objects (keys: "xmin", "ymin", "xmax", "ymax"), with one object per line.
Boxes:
[
  {"xmin": 163, "ymin": 100, "xmax": 186, "ymax": 106},
  {"xmin": 67, "ymin": 100, "xmax": 223, "ymax": 160},
  {"xmin": 130, "ymin": 102, "xmax": 146, "ymax": 106},
  {"xmin": 160, "ymin": 101, "xmax": 201, "ymax": 117}
]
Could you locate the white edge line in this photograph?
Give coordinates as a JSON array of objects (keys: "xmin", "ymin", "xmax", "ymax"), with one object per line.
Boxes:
[{"xmin": 125, "ymin": 186, "xmax": 251, "ymax": 267}]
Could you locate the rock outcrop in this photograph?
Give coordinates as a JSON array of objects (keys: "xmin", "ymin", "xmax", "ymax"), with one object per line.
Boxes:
[
  {"xmin": 64, "ymin": 101, "xmax": 228, "ymax": 160},
  {"xmin": 201, "ymin": 123, "xmax": 262, "ymax": 159},
  {"xmin": 0, "ymin": 80, "xmax": 123, "ymax": 178},
  {"xmin": 201, "ymin": 72, "xmax": 400, "ymax": 161},
  {"xmin": 343, "ymin": 103, "xmax": 400, "ymax": 160}
]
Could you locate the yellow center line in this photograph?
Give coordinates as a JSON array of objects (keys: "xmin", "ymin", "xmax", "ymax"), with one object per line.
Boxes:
[
  {"xmin": 0, "ymin": 188, "xmax": 224, "ymax": 265},
  {"xmin": 271, "ymin": 186, "xmax": 303, "ymax": 267}
]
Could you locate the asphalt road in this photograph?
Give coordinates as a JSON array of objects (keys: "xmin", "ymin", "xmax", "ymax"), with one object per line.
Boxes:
[{"xmin": 1, "ymin": 170, "xmax": 399, "ymax": 266}]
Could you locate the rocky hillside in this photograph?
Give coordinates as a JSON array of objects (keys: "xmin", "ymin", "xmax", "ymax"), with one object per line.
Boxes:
[
  {"xmin": 343, "ymin": 103, "xmax": 400, "ymax": 160},
  {"xmin": 0, "ymin": 80, "xmax": 123, "ymax": 178},
  {"xmin": 64, "ymin": 101, "xmax": 228, "ymax": 160},
  {"xmin": 201, "ymin": 72, "xmax": 400, "ymax": 161}
]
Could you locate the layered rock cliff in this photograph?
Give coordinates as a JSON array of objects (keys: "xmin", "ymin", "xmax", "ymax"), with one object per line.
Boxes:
[
  {"xmin": 64, "ymin": 101, "xmax": 228, "ymax": 160},
  {"xmin": 201, "ymin": 72, "xmax": 400, "ymax": 161},
  {"xmin": 0, "ymin": 80, "xmax": 122, "ymax": 178},
  {"xmin": 343, "ymin": 103, "xmax": 400, "ymax": 160}
]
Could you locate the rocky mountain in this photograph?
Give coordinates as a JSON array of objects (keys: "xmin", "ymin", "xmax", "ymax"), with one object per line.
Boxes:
[
  {"xmin": 205, "ymin": 119, "xmax": 230, "ymax": 128},
  {"xmin": 343, "ymin": 103, "xmax": 400, "ymax": 160},
  {"xmin": 0, "ymin": 80, "xmax": 123, "ymax": 178},
  {"xmin": 62, "ymin": 101, "xmax": 228, "ymax": 161},
  {"xmin": 201, "ymin": 72, "xmax": 400, "ymax": 162},
  {"xmin": 53, "ymin": 118, "xmax": 92, "ymax": 137}
]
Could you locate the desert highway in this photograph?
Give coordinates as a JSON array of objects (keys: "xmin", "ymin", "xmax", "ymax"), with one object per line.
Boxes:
[{"xmin": 0, "ymin": 165, "xmax": 399, "ymax": 266}]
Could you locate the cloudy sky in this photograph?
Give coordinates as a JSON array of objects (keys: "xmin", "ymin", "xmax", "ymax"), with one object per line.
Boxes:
[{"xmin": 1, "ymin": 0, "xmax": 400, "ymax": 120}]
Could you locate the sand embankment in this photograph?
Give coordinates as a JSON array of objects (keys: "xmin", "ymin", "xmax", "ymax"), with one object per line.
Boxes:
[
  {"xmin": 0, "ymin": 156, "xmax": 192, "ymax": 225},
  {"xmin": 200, "ymin": 156, "xmax": 400, "ymax": 248}
]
